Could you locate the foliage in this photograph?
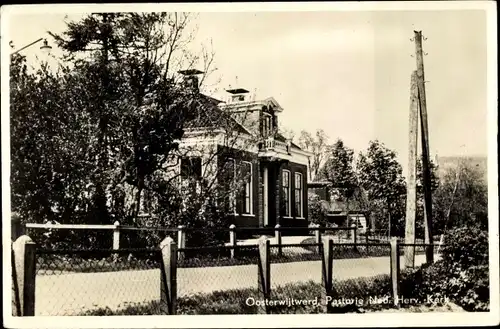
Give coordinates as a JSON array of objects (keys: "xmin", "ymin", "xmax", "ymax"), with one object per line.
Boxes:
[
  {"xmin": 431, "ymin": 160, "xmax": 488, "ymax": 235},
  {"xmin": 317, "ymin": 138, "xmax": 359, "ymax": 216},
  {"xmin": 297, "ymin": 129, "xmax": 329, "ymax": 181},
  {"xmin": 414, "ymin": 157, "xmax": 440, "ymax": 237},
  {"xmin": 400, "ymin": 226, "xmax": 489, "ymax": 312},
  {"xmin": 307, "ymin": 193, "xmax": 330, "ymax": 226},
  {"xmin": 440, "ymin": 226, "xmax": 488, "ymax": 267},
  {"xmin": 356, "ymin": 140, "xmax": 406, "ymax": 234},
  {"xmin": 317, "ymin": 139, "xmax": 357, "ymax": 189},
  {"xmin": 10, "ymin": 13, "xmax": 241, "ymax": 249}
]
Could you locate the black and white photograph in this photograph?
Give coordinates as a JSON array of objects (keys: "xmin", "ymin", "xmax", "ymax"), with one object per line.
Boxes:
[{"xmin": 1, "ymin": 2, "xmax": 498, "ymax": 328}]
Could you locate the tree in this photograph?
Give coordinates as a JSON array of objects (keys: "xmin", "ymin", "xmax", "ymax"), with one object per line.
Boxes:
[
  {"xmin": 318, "ymin": 139, "xmax": 357, "ymax": 187},
  {"xmin": 48, "ymin": 13, "xmax": 217, "ymax": 223},
  {"xmin": 297, "ymin": 129, "xmax": 329, "ymax": 181},
  {"xmin": 432, "ymin": 159, "xmax": 487, "ymax": 235},
  {"xmin": 10, "ymin": 53, "xmax": 96, "ymax": 226},
  {"xmin": 10, "ymin": 13, "xmax": 219, "ymax": 239},
  {"xmin": 317, "ymin": 138, "xmax": 357, "ymax": 215},
  {"xmin": 415, "ymin": 156, "xmax": 439, "ymax": 237},
  {"xmin": 356, "ymin": 140, "xmax": 406, "ymax": 235}
]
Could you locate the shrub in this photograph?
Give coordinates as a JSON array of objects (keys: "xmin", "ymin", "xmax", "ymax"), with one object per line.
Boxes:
[
  {"xmin": 399, "ymin": 226, "xmax": 489, "ymax": 312},
  {"xmin": 308, "ymin": 193, "xmax": 330, "ymax": 226},
  {"xmin": 440, "ymin": 226, "xmax": 488, "ymax": 268}
]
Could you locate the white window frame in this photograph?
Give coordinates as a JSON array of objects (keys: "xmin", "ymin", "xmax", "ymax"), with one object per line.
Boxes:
[
  {"xmin": 241, "ymin": 161, "xmax": 253, "ymax": 215},
  {"xmin": 226, "ymin": 158, "xmax": 236, "ymax": 213},
  {"xmin": 282, "ymin": 169, "xmax": 291, "ymax": 217},
  {"xmin": 294, "ymin": 172, "xmax": 303, "ymax": 218}
]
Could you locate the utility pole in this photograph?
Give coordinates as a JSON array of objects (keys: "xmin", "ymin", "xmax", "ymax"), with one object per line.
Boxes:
[
  {"xmin": 414, "ymin": 30, "xmax": 434, "ymax": 263},
  {"xmin": 404, "ymin": 71, "xmax": 418, "ymax": 268}
]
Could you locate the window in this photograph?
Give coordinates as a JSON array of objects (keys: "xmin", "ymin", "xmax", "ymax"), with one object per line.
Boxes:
[
  {"xmin": 180, "ymin": 157, "xmax": 202, "ymax": 180},
  {"xmin": 282, "ymin": 170, "xmax": 291, "ymax": 217},
  {"xmin": 180, "ymin": 156, "xmax": 202, "ymax": 194},
  {"xmin": 262, "ymin": 113, "xmax": 272, "ymax": 137},
  {"xmin": 232, "ymin": 95, "xmax": 245, "ymax": 102},
  {"xmin": 240, "ymin": 161, "xmax": 252, "ymax": 214},
  {"xmin": 223, "ymin": 158, "xmax": 236, "ymax": 212},
  {"xmin": 294, "ymin": 173, "xmax": 303, "ymax": 217}
]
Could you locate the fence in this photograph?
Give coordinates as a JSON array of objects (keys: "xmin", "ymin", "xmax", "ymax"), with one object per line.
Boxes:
[
  {"xmin": 20, "ymin": 222, "xmax": 360, "ymax": 251},
  {"xmin": 11, "ymin": 233, "xmax": 442, "ymax": 316}
]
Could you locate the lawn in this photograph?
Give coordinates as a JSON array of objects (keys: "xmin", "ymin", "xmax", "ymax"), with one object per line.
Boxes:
[{"xmin": 78, "ymin": 275, "xmax": 464, "ymax": 315}]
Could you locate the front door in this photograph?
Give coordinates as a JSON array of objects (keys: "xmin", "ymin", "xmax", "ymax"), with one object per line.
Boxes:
[{"xmin": 263, "ymin": 164, "xmax": 277, "ymax": 227}]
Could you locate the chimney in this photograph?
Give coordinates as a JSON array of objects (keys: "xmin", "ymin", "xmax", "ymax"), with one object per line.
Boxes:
[
  {"xmin": 178, "ymin": 69, "xmax": 204, "ymax": 93},
  {"xmin": 226, "ymin": 87, "xmax": 250, "ymax": 103}
]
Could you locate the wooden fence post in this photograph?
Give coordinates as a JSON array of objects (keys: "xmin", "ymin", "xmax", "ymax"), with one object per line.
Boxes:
[
  {"xmin": 275, "ymin": 224, "xmax": 282, "ymax": 257},
  {"xmin": 11, "ymin": 213, "xmax": 24, "ymax": 241},
  {"xmin": 257, "ymin": 236, "xmax": 270, "ymax": 314},
  {"xmin": 365, "ymin": 228, "xmax": 370, "ymax": 254},
  {"xmin": 13, "ymin": 235, "xmax": 36, "ymax": 316},
  {"xmin": 177, "ymin": 225, "xmax": 185, "ymax": 261},
  {"xmin": 229, "ymin": 224, "xmax": 236, "ymax": 258},
  {"xmin": 315, "ymin": 227, "xmax": 321, "ymax": 254},
  {"xmin": 113, "ymin": 221, "xmax": 120, "ymax": 250},
  {"xmin": 351, "ymin": 224, "xmax": 357, "ymax": 244},
  {"xmin": 321, "ymin": 236, "xmax": 334, "ymax": 313},
  {"xmin": 160, "ymin": 237, "xmax": 177, "ymax": 315},
  {"xmin": 390, "ymin": 237, "xmax": 401, "ymax": 307}
]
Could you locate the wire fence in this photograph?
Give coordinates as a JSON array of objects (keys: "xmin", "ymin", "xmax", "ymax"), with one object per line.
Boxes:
[
  {"xmin": 330, "ymin": 242, "xmax": 393, "ymax": 306},
  {"xmin": 25, "ymin": 227, "xmax": 113, "ymax": 250},
  {"xmin": 268, "ymin": 243, "xmax": 324, "ymax": 314},
  {"xmin": 119, "ymin": 227, "xmax": 178, "ymax": 249},
  {"xmin": 176, "ymin": 245, "xmax": 259, "ymax": 314},
  {"xmin": 14, "ymin": 230, "xmax": 446, "ymax": 316},
  {"xmin": 34, "ymin": 248, "xmax": 162, "ymax": 316}
]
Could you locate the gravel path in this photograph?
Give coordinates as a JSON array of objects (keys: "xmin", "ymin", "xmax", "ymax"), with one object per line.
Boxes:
[{"xmin": 34, "ymin": 254, "xmax": 434, "ymax": 315}]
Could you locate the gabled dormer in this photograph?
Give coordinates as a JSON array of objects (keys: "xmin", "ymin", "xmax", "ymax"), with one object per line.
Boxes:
[{"xmin": 219, "ymin": 87, "xmax": 284, "ymax": 139}]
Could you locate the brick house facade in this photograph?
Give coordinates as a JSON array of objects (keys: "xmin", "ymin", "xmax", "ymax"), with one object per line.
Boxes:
[{"xmin": 167, "ymin": 77, "xmax": 312, "ymax": 228}]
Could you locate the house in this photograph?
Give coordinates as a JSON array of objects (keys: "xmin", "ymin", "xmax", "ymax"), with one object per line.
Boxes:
[
  {"xmin": 308, "ymin": 181, "xmax": 368, "ymax": 232},
  {"xmin": 153, "ymin": 70, "xmax": 312, "ymax": 228}
]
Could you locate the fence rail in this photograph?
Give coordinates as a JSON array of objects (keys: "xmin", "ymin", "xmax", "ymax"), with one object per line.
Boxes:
[{"xmin": 20, "ymin": 222, "xmax": 363, "ymax": 250}]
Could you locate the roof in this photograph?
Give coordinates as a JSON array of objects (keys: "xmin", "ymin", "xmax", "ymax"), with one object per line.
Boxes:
[
  {"xmin": 275, "ymin": 133, "xmax": 302, "ymax": 150},
  {"xmin": 184, "ymin": 93, "xmax": 251, "ymax": 136},
  {"xmin": 226, "ymin": 88, "xmax": 250, "ymax": 94},
  {"xmin": 178, "ymin": 69, "xmax": 204, "ymax": 75}
]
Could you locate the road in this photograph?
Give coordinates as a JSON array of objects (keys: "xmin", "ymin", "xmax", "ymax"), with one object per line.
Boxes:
[{"xmin": 34, "ymin": 254, "xmax": 435, "ymax": 315}]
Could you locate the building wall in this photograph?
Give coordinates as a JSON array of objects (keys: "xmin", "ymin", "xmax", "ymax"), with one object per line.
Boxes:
[
  {"xmin": 230, "ymin": 109, "xmax": 262, "ymax": 136},
  {"xmin": 217, "ymin": 145, "xmax": 260, "ymax": 227}
]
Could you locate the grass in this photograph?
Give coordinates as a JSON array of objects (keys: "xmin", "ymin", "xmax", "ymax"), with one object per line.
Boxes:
[
  {"xmin": 77, "ymin": 272, "xmax": 464, "ymax": 315},
  {"xmin": 300, "ymin": 238, "xmax": 431, "ymax": 259},
  {"xmin": 78, "ymin": 277, "xmax": 391, "ymax": 315},
  {"xmin": 36, "ymin": 254, "xmax": 160, "ymax": 275}
]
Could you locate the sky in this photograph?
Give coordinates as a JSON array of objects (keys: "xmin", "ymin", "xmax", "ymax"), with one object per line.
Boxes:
[{"xmin": 2, "ymin": 3, "xmax": 494, "ymax": 178}]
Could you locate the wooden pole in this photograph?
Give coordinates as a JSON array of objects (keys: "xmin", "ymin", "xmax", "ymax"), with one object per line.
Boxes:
[
  {"xmin": 257, "ymin": 236, "xmax": 270, "ymax": 314},
  {"xmin": 390, "ymin": 237, "xmax": 401, "ymax": 307},
  {"xmin": 321, "ymin": 237, "xmax": 334, "ymax": 313},
  {"xmin": 13, "ymin": 236, "xmax": 36, "ymax": 316},
  {"xmin": 404, "ymin": 71, "xmax": 418, "ymax": 268},
  {"xmin": 160, "ymin": 237, "xmax": 177, "ymax": 315},
  {"xmin": 229, "ymin": 224, "xmax": 236, "ymax": 259},
  {"xmin": 414, "ymin": 30, "xmax": 434, "ymax": 263}
]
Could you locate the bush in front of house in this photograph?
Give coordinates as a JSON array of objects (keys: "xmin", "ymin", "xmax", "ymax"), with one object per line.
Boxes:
[
  {"xmin": 308, "ymin": 193, "xmax": 330, "ymax": 226},
  {"xmin": 399, "ymin": 225, "xmax": 489, "ymax": 312}
]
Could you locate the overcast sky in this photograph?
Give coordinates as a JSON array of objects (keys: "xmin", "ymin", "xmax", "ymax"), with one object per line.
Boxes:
[{"xmin": 3, "ymin": 4, "xmax": 493, "ymax": 177}]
